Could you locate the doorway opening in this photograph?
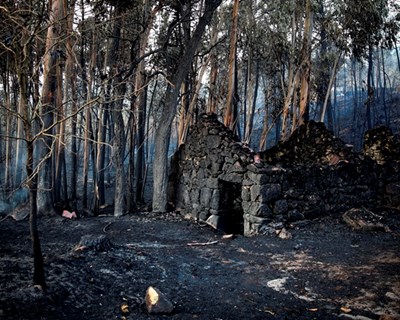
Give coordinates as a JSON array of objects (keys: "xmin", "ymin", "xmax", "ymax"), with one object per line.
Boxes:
[{"xmin": 218, "ymin": 180, "xmax": 244, "ymax": 234}]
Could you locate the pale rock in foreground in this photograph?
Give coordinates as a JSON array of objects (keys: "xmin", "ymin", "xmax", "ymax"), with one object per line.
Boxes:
[
  {"xmin": 145, "ymin": 286, "xmax": 174, "ymax": 314},
  {"xmin": 277, "ymin": 227, "xmax": 292, "ymax": 240}
]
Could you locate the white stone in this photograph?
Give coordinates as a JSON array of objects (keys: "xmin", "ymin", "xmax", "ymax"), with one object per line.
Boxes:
[{"xmin": 145, "ymin": 286, "xmax": 174, "ymax": 314}]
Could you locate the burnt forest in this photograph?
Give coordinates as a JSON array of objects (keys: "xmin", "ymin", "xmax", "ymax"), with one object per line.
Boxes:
[{"xmin": 1, "ymin": 1, "xmax": 400, "ymax": 319}]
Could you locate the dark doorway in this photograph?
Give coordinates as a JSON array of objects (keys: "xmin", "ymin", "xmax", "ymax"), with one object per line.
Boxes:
[{"xmin": 219, "ymin": 180, "xmax": 244, "ymax": 234}]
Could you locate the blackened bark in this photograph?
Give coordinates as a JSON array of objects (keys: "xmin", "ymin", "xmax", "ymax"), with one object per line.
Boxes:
[
  {"xmin": 223, "ymin": 0, "xmax": 239, "ymax": 131},
  {"xmin": 20, "ymin": 57, "xmax": 46, "ymax": 290},
  {"xmin": 113, "ymin": 94, "xmax": 126, "ymax": 216},
  {"xmin": 38, "ymin": 0, "xmax": 64, "ymax": 216},
  {"xmin": 380, "ymin": 47, "xmax": 388, "ymax": 126},
  {"xmin": 152, "ymin": 0, "xmax": 222, "ymax": 212},
  {"xmin": 127, "ymin": 110, "xmax": 136, "ymax": 212},
  {"xmin": 366, "ymin": 45, "xmax": 374, "ymax": 130},
  {"xmin": 96, "ymin": 106, "xmax": 109, "ymax": 208},
  {"xmin": 110, "ymin": 7, "xmax": 126, "ymax": 217},
  {"xmin": 135, "ymin": 79, "xmax": 147, "ymax": 203},
  {"xmin": 37, "ymin": 51, "xmax": 57, "ymax": 216},
  {"xmin": 27, "ymin": 142, "xmax": 46, "ymax": 290}
]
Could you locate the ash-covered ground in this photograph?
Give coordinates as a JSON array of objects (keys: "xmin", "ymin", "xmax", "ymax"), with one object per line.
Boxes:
[{"xmin": 0, "ymin": 212, "xmax": 399, "ymax": 320}]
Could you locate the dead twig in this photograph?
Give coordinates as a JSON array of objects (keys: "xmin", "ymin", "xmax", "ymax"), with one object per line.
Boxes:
[
  {"xmin": 187, "ymin": 240, "xmax": 218, "ymax": 247},
  {"xmin": 103, "ymin": 221, "xmax": 113, "ymax": 233},
  {"xmin": 0, "ymin": 215, "xmax": 10, "ymax": 223}
]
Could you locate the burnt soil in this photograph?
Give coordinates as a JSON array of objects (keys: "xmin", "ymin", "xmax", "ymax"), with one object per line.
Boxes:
[{"xmin": 0, "ymin": 212, "xmax": 399, "ymax": 320}]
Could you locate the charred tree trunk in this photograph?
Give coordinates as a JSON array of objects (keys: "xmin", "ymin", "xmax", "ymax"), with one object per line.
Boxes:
[
  {"xmin": 6, "ymin": 1, "xmax": 48, "ymax": 289},
  {"xmin": 63, "ymin": 0, "xmax": 77, "ymax": 208},
  {"xmin": 27, "ymin": 142, "xmax": 46, "ymax": 290},
  {"xmin": 366, "ymin": 45, "xmax": 374, "ymax": 130},
  {"xmin": 54, "ymin": 46, "xmax": 65, "ymax": 205},
  {"xmin": 20, "ymin": 61, "xmax": 46, "ymax": 290},
  {"xmin": 82, "ymin": 28, "xmax": 93, "ymax": 210},
  {"xmin": 94, "ymin": 102, "xmax": 109, "ymax": 212},
  {"xmin": 3, "ymin": 70, "xmax": 12, "ymax": 191},
  {"xmin": 135, "ymin": 83, "xmax": 147, "ymax": 203},
  {"xmin": 38, "ymin": 0, "xmax": 65, "ymax": 216},
  {"xmin": 380, "ymin": 47, "xmax": 388, "ymax": 126},
  {"xmin": 223, "ymin": 0, "xmax": 239, "ymax": 131},
  {"xmin": 395, "ymin": 44, "xmax": 400, "ymax": 73},
  {"xmin": 320, "ymin": 52, "xmax": 341, "ymax": 127},
  {"xmin": 351, "ymin": 57, "xmax": 359, "ymax": 145},
  {"xmin": 181, "ymin": 57, "xmax": 210, "ymax": 144},
  {"xmin": 134, "ymin": 3, "xmax": 158, "ymax": 204},
  {"xmin": 244, "ymin": 57, "xmax": 259, "ymax": 145},
  {"xmin": 37, "ymin": 50, "xmax": 57, "ymax": 216},
  {"xmin": 298, "ymin": 0, "xmax": 313, "ymax": 125},
  {"xmin": 281, "ymin": 9, "xmax": 298, "ymax": 140},
  {"xmin": 207, "ymin": 18, "xmax": 218, "ymax": 114},
  {"xmin": 152, "ymin": 0, "xmax": 222, "ymax": 213},
  {"xmin": 110, "ymin": 6, "xmax": 126, "ymax": 217},
  {"xmin": 112, "ymin": 84, "xmax": 126, "ymax": 217},
  {"xmin": 127, "ymin": 108, "xmax": 136, "ymax": 212}
]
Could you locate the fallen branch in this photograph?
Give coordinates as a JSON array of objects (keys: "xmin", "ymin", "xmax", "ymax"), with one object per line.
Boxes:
[
  {"xmin": 103, "ymin": 221, "xmax": 113, "ymax": 233},
  {"xmin": 0, "ymin": 215, "xmax": 10, "ymax": 223},
  {"xmin": 187, "ymin": 240, "xmax": 218, "ymax": 247},
  {"xmin": 73, "ymin": 245, "xmax": 87, "ymax": 252}
]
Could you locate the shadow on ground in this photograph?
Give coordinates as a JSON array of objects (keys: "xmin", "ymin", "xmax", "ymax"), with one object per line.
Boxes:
[{"xmin": 0, "ymin": 212, "xmax": 399, "ymax": 320}]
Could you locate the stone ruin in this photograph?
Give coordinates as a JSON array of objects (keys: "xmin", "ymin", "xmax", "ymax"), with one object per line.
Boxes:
[{"xmin": 168, "ymin": 114, "xmax": 400, "ymax": 236}]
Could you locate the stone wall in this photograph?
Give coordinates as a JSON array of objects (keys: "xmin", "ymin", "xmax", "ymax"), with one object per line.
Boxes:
[
  {"xmin": 241, "ymin": 161, "xmax": 398, "ymax": 235},
  {"xmin": 363, "ymin": 126, "xmax": 400, "ymax": 165},
  {"xmin": 169, "ymin": 115, "xmax": 400, "ymax": 236},
  {"xmin": 168, "ymin": 114, "xmax": 253, "ymax": 233}
]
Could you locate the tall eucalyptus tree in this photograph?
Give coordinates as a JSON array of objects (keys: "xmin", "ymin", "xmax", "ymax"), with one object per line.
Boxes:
[
  {"xmin": 37, "ymin": 0, "xmax": 65, "ymax": 216},
  {"xmin": 0, "ymin": 0, "xmax": 48, "ymax": 289},
  {"xmin": 152, "ymin": 0, "xmax": 222, "ymax": 213}
]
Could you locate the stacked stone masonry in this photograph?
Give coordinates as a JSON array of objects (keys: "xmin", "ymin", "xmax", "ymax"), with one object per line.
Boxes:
[{"xmin": 168, "ymin": 114, "xmax": 400, "ymax": 236}]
